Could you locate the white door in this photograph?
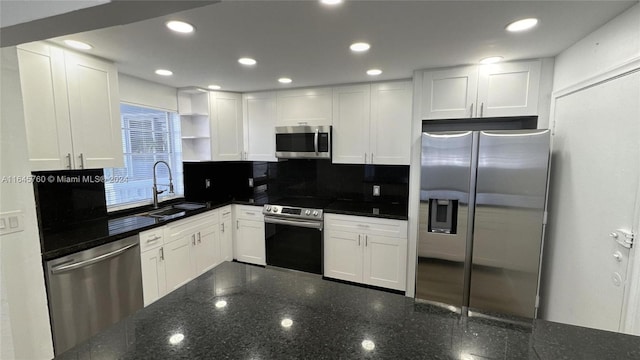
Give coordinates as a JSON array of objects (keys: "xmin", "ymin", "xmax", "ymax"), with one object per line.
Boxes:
[
  {"xmin": 194, "ymin": 225, "xmax": 219, "ymax": 275},
  {"xmin": 235, "ymin": 219, "xmax": 266, "ymax": 265},
  {"xmin": 370, "ymin": 81, "xmax": 412, "ymax": 165},
  {"xmin": 543, "ymin": 71, "xmax": 640, "ymax": 332},
  {"xmin": 244, "ymin": 92, "xmax": 277, "ymax": 161},
  {"xmin": 324, "ymin": 230, "xmax": 363, "ymax": 283},
  {"xmin": 220, "ymin": 216, "xmax": 233, "ymax": 261},
  {"xmin": 477, "ymin": 60, "xmax": 540, "ymax": 117},
  {"xmin": 363, "ymin": 234, "xmax": 407, "ymax": 291},
  {"xmin": 421, "ymin": 66, "xmax": 478, "ymax": 119},
  {"xmin": 64, "ymin": 51, "xmax": 123, "ymax": 169},
  {"xmin": 140, "ymin": 247, "xmax": 166, "ymax": 307},
  {"xmin": 332, "ymin": 84, "xmax": 371, "ymax": 164},
  {"xmin": 164, "ymin": 235, "xmax": 196, "ymax": 292}
]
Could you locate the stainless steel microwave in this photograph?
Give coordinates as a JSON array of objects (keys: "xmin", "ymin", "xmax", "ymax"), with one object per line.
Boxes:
[{"xmin": 275, "ymin": 125, "xmax": 331, "ymax": 159}]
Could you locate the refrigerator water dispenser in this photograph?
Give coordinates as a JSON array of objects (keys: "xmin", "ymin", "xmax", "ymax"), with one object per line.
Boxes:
[{"xmin": 428, "ymin": 199, "xmax": 457, "ymax": 234}]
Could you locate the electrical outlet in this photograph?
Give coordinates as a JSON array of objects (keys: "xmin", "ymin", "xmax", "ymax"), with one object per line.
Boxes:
[
  {"xmin": 205, "ymin": 179, "xmax": 211, "ymax": 188},
  {"xmin": 373, "ymin": 185, "xmax": 381, "ymax": 196}
]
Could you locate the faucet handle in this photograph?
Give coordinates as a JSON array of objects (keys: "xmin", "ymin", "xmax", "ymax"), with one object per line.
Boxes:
[{"xmin": 169, "ymin": 183, "xmax": 175, "ymax": 193}]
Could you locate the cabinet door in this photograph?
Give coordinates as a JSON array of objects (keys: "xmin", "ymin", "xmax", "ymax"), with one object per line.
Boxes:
[
  {"xmin": 324, "ymin": 230, "xmax": 363, "ymax": 283},
  {"xmin": 276, "ymin": 88, "xmax": 332, "ymax": 126},
  {"xmin": 193, "ymin": 224, "xmax": 220, "ymax": 275},
  {"xmin": 64, "ymin": 51, "xmax": 123, "ymax": 169},
  {"xmin": 243, "ymin": 92, "xmax": 277, "ymax": 161},
  {"xmin": 17, "ymin": 43, "xmax": 74, "ymax": 171},
  {"xmin": 211, "ymin": 92, "xmax": 243, "ymax": 161},
  {"xmin": 220, "ymin": 207, "xmax": 233, "ymax": 261},
  {"xmin": 422, "ymin": 66, "xmax": 478, "ymax": 120},
  {"xmin": 332, "ymin": 84, "xmax": 371, "ymax": 164},
  {"xmin": 164, "ymin": 235, "xmax": 196, "ymax": 292},
  {"xmin": 477, "ymin": 60, "xmax": 541, "ymax": 117},
  {"xmin": 235, "ymin": 219, "xmax": 265, "ymax": 265},
  {"xmin": 363, "ymin": 234, "xmax": 407, "ymax": 291},
  {"xmin": 370, "ymin": 81, "xmax": 412, "ymax": 165},
  {"xmin": 140, "ymin": 247, "xmax": 166, "ymax": 307}
]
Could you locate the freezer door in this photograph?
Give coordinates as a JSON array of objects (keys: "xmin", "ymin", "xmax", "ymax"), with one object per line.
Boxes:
[
  {"xmin": 470, "ymin": 130, "xmax": 550, "ymax": 318},
  {"xmin": 417, "ymin": 131, "xmax": 473, "ymax": 308}
]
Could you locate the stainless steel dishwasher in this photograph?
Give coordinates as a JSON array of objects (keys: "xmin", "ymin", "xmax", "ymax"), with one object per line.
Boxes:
[{"xmin": 45, "ymin": 235, "xmax": 143, "ymax": 355}]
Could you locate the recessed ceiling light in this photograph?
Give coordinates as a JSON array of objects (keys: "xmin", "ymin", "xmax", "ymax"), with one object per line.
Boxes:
[
  {"xmin": 63, "ymin": 40, "xmax": 92, "ymax": 50},
  {"xmin": 208, "ymin": 84, "xmax": 221, "ymax": 90},
  {"xmin": 479, "ymin": 56, "xmax": 503, "ymax": 64},
  {"xmin": 278, "ymin": 78, "xmax": 292, "ymax": 84},
  {"xmin": 350, "ymin": 42, "xmax": 371, "ymax": 52},
  {"xmin": 238, "ymin": 57, "xmax": 257, "ymax": 66},
  {"xmin": 155, "ymin": 69, "xmax": 173, "ymax": 76},
  {"xmin": 280, "ymin": 318, "xmax": 293, "ymax": 328},
  {"xmin": 320, "ymin": 0, "xmax": 343, "ymax": 5},
  {"xmin": 506, "ymin": 18, "xmax": 539, "ymax": 32},
  {"xmin": 166, "ymin": 20, "xmax": 194, "ymax": 33},
  {"xmin": 366, "ymin": 69, "xmax": 382, "ymax": 76}
]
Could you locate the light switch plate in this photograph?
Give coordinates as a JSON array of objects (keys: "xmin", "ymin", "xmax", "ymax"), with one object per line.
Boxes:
[
  {"xmin": 0, "ymin": 210, "xmax": 24, "ymax": 236},
  {"xmin": 373, "ymin": 185, "xmax": 381, "ymax": 196}
]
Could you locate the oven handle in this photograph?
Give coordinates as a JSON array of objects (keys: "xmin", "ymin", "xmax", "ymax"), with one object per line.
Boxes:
[{"xmin": 264, "ymin": 216, "xmax": 323, "ymax": 231}]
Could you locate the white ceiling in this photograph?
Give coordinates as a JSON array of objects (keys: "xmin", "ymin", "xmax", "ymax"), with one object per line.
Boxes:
[
  {"xmin": 0, "ymin": 0, "xmax": 109, "ymax": 28},
  {"xmin": 47, "ymin": 0, "xmax": 637, "ymax": 93}
]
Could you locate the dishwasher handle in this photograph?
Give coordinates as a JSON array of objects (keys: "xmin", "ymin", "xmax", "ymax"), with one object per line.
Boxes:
[{"xmin": 51, "ymin": 243, "xmax": 139, "ymax": 274}]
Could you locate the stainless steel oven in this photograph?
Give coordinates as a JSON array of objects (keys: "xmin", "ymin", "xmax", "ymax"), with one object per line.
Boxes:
[
  {"xmin": 263, "ymin": 204, "xmax": 324, "ymax": 274},
  {"xmin": 275, "ymin": 125, "xmax": 331, "ymax": 159}
]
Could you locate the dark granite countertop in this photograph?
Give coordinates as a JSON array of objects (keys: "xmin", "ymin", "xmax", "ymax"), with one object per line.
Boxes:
[
  {"xmin": 41, "ymin": 200, "xmax": 242, "ymax": 260},
  {"xmin": 55, "ymin": 261, "xmax": 640, "ymax": 360},
  {"xmin": 325, "ymin": 200, "xmax": 408, "ymax": 220}
]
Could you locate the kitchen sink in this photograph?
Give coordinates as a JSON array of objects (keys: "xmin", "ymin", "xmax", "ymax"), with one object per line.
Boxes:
[
  {"xmin": 148, "ymin": 207, "xmax": 185, "ymax": 218},
  {"xmin": 137, "ymin": 202, "xmax": 207, "ymax": 220},
  {"xmin": 172, "ymin": 202, "xmax": 207, "ymax": 211}
]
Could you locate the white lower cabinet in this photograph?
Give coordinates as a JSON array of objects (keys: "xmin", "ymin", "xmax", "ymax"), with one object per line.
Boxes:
[
  {"xmin": 324, "ymin": 214, "xmax": 408, "ymax": 291},
  {"xmin": 219, "ymin": 206, "xmax": 233, "ymax": 261},
  {"xmin": 233, "ymin": 205, "xmax": 266, "ymax": 265},
  {"xmin": 139, "ymin": 210, "xmax": 221, "ymax": 306}
]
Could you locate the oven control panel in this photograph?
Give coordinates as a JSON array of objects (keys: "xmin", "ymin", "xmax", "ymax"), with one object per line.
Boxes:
[{"xmin": 263, "ymin": 205, "xmax": 323, "ymax": 220}]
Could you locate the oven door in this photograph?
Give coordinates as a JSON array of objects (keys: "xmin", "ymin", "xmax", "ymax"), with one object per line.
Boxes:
[{"xmin": 264, "ymin": 217, "xmax": 323, "ymax": 274}]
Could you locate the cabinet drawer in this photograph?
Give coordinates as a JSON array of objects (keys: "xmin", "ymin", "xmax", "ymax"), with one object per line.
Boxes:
[
  {"xmin": 139, "ymin": 228, "xmax": 165, "ymax": 252},
  {"xmin": 164, "ymin": 210, "xmax": 218, "ymax": 241},
  {"xmin": 234, "ymin": 205, "xmax": 264, "ymax": 221},
  {"xmin": 220, "ymin": 206, "xmax": 232, "ymax": 221},
  {"xmin": 325, "ymin": 213, "xmax": 407, "ymax": 238}
]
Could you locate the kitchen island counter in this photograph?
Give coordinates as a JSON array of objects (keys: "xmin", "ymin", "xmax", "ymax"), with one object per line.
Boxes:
[{"xmin": 55, "ymin": 262, "xmax": 639, "ymax": 360}]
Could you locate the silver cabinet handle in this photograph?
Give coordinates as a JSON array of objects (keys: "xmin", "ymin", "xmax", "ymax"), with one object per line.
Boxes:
[
  {"xmin": 480, "ymin": 103, "xmax": 484, "ymax": 117},
  {"xmin": 159, "ymin": 247, "xmax": 164, "ymax": 261},
  {"xmin": 51, "ymin": 243, "xmax": 138, "ymax": 274},
  {"xmin": 197, "ymin": 232, "xmax": 201, "ymax": 243},
  {"xmin": 470, "ymin": 103, "xmax": 474, "ymax": 117},
  {"xmin": 147, "ymin": 236, "xmax": 161, "ymax": 243},
  {"xmin": 66, "ymin": 153, "xmax": 72, "ymax": 169},
  {"xmin": 365, "ymin": 235, "xmax": 368, "ymax": 247},
  {"xmin": 314, "ymin": 128, "xmax": 319, "ymax": 154},
  {"xmin": 79, "ymin": 153, "xmax": 85, "ymax": 169},
  {"xmin": 358, "ymin": 234, "xmax": 361, "ymax": 246},
  {"xmin": 192, "ymin": 234, "xmax": 196, "ymax": 246},
  {"xmin": 371, "ymin": 153, "xmax": 374, "ymax": 164},
  {"xmin": 222, "ymin": 211, "xmax": 231, "ymax": 216},
  {"xmin": 245, "ymin": 211, "xmax": 256, "ymax": 216},
  {"xmin": 221, "ymin": 223, "xmax": 225, "ymax": 232},
  {"xmin": 364, "ymin": 153, "xmax": 367, "ymax": 163},
  {"xmin": 237, "ymin": 220, "xmax": 239, "ymax": 230}
]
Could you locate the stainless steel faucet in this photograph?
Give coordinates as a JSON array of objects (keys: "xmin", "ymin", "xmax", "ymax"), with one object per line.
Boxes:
[{"xmin": 152, "ymin": 160, "xmax": 174, "ymax": 209}]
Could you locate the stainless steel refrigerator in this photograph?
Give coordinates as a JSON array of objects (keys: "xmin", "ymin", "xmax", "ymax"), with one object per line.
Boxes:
[{"xmin": 417, "ymin": 130, "xmax": 550, "ymax": 319}]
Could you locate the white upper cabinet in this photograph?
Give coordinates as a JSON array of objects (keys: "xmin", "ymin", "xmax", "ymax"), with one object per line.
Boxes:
[
  {"xmin": 276, "ymin": 87, "xmax": 332, "ymax": 127},
  {"xmin": 64, "ymin": 50, "xmax": 123, "ymax": 169},
  {"xmin": 332, "ymin": 81, "xmax": 412, "ymax": 165},
  {"xmin": 370, "ymin": 81, "xmax": 412, "ymax": 165},
  {"xmin": 210, "ymin": 91, "xmax": 243, "ymax": 161},
  {"xmin": 422, "ymin": 65, "xmax": 478, "ymax": 120},
  {"xmin": 476, "ymin": 60, "xmax": 541, "ymax": 117},
  {"xmin": 17, "ymin": 42, "xmax": 123, "ymax": 170},
  {"xmin": 421, "ymin": 60, "xmax": 541, "ymax": 120},
  {"xmin": 243, "ymin": 92, "xmax": 277, "ymax": 161},
  {"xmin": 332, "ymin": 84, "xmax": 371, "ymax": 164}
]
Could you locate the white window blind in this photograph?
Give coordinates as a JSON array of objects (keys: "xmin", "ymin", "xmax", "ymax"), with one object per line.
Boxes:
[{"xmin": 105, "ymin": 103, "xmax": 183, "ymax": 208}]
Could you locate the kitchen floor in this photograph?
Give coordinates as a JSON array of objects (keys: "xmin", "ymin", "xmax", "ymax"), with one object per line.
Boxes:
[{"xmin": 56, "ymin": 262, "xmax": 639, "ymax": 359}]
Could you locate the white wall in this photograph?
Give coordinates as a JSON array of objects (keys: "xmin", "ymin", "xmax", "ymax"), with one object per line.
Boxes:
[
  {"xmin": 0, "ymin": 47, "xmax": 54, "ymax": 359},
  {"xmin": 541, "ymin": 3, "xmax": 640, "ymax": 333},
  {"xmin": 118, "ymin": 73, "xmax": 178, "ymax": 111}
]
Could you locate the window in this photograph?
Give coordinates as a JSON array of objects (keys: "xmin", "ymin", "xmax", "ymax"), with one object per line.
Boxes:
[{"xmin": 105, "ymin": 103, "xmax": 183, "ymax": 209}]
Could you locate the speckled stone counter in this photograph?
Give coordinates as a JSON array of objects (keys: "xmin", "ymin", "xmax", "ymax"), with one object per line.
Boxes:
[{"xmin": 55, "ymin": 262, "xmax": 639, "ymax": 359}]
